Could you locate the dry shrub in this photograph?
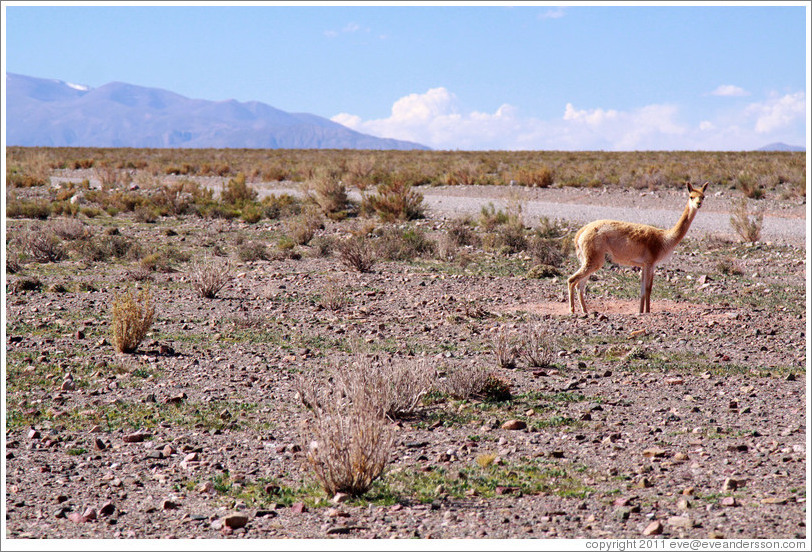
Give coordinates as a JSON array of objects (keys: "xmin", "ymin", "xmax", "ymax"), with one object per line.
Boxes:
[
  {"xmin": 520, "ymin": 324, "xmax": 556, "ymax": 368},
  {"xmin": 375, "ymin": 226, "xmax": 435, "ymax": 261},
  {"xmin": 188, "ymin": 258, "xmax": 233, "ymax": 299},
  {"xmin": 286, "ymin": 210, "xmax": 324, "ymax": 246},
  {"xmin": 344, "ymin": 155, "xmax": 378, "ymax": 192},
  {"xmin": 338, "ymin": 236, "xmax": 376, "ymax": 273},
  {"xmin": 363, "ymin": 177, "xmax": 424, "ymax": 222},
  {"xmin": 305, "ymin": 167, "xmax": 349, "ymax": 217},
  {"xmin": 50, "ymin": 218, "xmax": 92, "ymax": 241},
  {"xmin": 491, "ymin": 328, "xmax": 519, "ymax": 368},
  {"xmin": 318, "ymin": 279, "xmax": 348, "ymax": 311},
  {"xmin": 443, "ymin": 159, "xmax": 483, "ymax": 186},
  {"xmin": 730, "ymin": 198, "xmax": 764, "ymax": 243},
  {"xmin": 237, "ymin": 241, "xmax": 270, "ymax": 262},
  {"xmin": 445, "ymin": 216, "xmax": 480, "ymax": 248},
  {"xmin": 111, "ymin": 288, "xmax": 156, "ymax": 354},
  {"xmin": 443, "ymin": 366, "xmax": 512, "ymax": 402},
  {"xmin": 510, "ymin": 166, "xmax": 554, "ymax": 188},
  {"xmin": 6, "ymin": 197, "xmax": 53, "ymax": 220},
  {"xmin": 12, "ymin": 227, "xmax": 67, "ymax": 263},
  {"xmin": 221, "ymin": 173, "xmax": 257, "ymax": 206},
  {"xmin": 735, "ymin": 172, "xmax": 765, "ymax": 200},
  {"xmin": 298, "ymin": 356, "xmax": 419, "ymax": 497}
]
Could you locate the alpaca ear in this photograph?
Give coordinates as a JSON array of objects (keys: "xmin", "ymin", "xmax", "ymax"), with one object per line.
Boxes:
[
  {"xmin": 686, "ymin": 182, "xmax": 694, "ymax": 193},
  {"xmin": 700, "ymin": 181, "xmax": 709, "ymax": 193}
]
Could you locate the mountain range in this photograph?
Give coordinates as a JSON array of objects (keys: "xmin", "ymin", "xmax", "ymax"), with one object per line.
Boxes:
[
  {"xmin": 756, "ymin": 142, "xmax": 805, "ymax": 152},
  {"xmin": 5, "ymin": 73, "xmax": 429, "ymax": 150}
]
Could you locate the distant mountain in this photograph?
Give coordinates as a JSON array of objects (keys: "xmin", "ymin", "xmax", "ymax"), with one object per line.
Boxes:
[
  {"xmin": 757, "ymin": 142, "xmax": 805, "ymax": 152},
  {"xmin": 5, "ymin": 73, "xmax": 429, "ymax": 150}
]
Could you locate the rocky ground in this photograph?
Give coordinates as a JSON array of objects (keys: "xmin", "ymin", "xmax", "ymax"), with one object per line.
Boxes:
[{"xmin": 4, "ymin": 174, "xmax": 808, "ymax": 542}]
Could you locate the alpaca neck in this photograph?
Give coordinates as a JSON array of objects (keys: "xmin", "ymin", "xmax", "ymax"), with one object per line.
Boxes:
[{"xmin": 666, "ymin": 201, "xmax": 697, "ymax": 247}]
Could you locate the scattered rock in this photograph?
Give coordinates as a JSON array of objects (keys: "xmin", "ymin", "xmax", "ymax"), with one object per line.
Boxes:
[
  {"xmin": 223, "ymin": 514, "xmax": 249, "ymax": 529},
  {"xmin": 501, "ymin": 420, "xmax": 526, "ymax": 430},
  {"xmin": 642, "ymin": 520, "xmax": 663, "ymax": 536},
  {"xmin": 290, "ymin": 502, "xmax": 308, "ymax": 514},
  {"xmin": 667, "ymin": 516, "xmax": 693, "ymax": 529}
]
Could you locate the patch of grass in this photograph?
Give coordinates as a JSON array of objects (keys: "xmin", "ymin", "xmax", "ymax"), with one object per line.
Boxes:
[{"xmin": 372, "ymin": 459, "xmax": 591, "ymax": 505}]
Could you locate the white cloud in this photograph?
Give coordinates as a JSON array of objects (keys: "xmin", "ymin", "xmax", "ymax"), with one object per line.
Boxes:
[
  {"xmin": 539, "ymin": 8, "xmax": 565, "ymax": 19},
  {"xmin": 710, "ymin": 84, "xmax": 749, "ymax": 97},
  {"xmin": 325, "ymin": 21, "xmax": 369, "ymax": 38},
  {"xmin": 748, "ymin": 91, "xmax": 806, "ymax": 134},
  {"xmin": 332, "ymin": 88, "xmax": 807, "ymax": 150}
]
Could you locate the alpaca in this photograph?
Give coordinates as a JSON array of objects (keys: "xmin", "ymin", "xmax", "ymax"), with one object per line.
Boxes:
[{"xmin": 567, "ymin": 182, "xmax": 708, "ymax": 314}]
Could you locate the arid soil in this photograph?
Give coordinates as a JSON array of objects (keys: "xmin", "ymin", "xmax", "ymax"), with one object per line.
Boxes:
[{"xmin": 4, "ymin": 175, "xmax": 808, "ymax": 542}]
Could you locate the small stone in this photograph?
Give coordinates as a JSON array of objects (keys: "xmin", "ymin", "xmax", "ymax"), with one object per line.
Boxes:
[
  {"xmin": 161, "ymin": 499, "xmax": 179, "ymax": 510},
  {"xmin": 708, "ymin": 530, "xmax": 725, "ymax": 539},
  {"xmin": 673, "ymin": 452, "xmax": 689, "ymax": 463},
  {"xmin": 676, "ymin": 498, "xmax": 691, "ymax": 510},
  {"xmin": 89, "ymin": 425, "xmax": 103, "ymax": 433},
  {"xmin": 667, "ymin": 516, "xmax": 693, "ymax": 529},
  {"xmin": 75, "ymin": 330, "xmax": 85, "ymax": 340},
  {"xmin": 27, "ymin": 428, "xmax": 41, "ymax": 440},
  {"xmin": 501, "ymin": 420, "xmax": 527, "ymax": 431},
  {"xmin": 223, "ymin": 514, "xmax": 249, "ymax": 529},
  {"xmin": 615, "ymin": 508, "xmax": 631, "ymax": 521},
  {"xmin": 549, "ymin": 450, "xmax": 565, "ymax": 458},
  {"xmin": 290, "ymin": 502, "xmax": 307, "ymax": 514},
  {"xmin": 642, "ymin": 447, "xmax": 668, "ymax": 458},
  {"xmin": 682, "ymin": 486, "xmax": 695, "ymax": 496},
  {"xmin": 331, "ymin": 492, "xmax": 350, "ymax": 504},
  {"xmin": 665, "ymin": 377, "xmax": 684, "ymax": 385},
  {"xmin": 635, "ymin": 478, "xmax": 652, "ymax": 489},
  {"xmin": 720, "ymin": 497, "xmax": 738, "ymax": 507},
  {"xmin": 61, "ymin": 379, "xmax": 75, "ymax": 391},
  {"xmin": 162, "ymin": 444, "xmax": 176, "ymax": 457},
  {"xmin": 761, "ymin": 497, "xmax": 788, "ymax": 505},
  {"xmin": 184, "ymin": 452, "xmax": 200, "ymax": 462},
  {"xmin": 721, "ymin": 478, "xmax": 739, "ymax": 492},
  {"xmin": 123, "ymin": 432, "xmax": 151, "ymax": 443},
  {"xmin": 99, "ymin": 502, "xmax": 115, "ymax": 517},
  {"xmin": 642, "ymin": 520, "xmax": 663, "ymax": 536},
  {"xmin": 196, "ymin": 481, "xmax": 215, "ymax": 494},
  {"xmin": 93, "ymin": 438, "xmax": 106, "ymax": 451}
]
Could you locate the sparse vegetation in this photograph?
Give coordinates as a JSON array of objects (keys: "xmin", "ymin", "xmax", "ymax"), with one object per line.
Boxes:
[
  {"xmin": 730, "ymin": 198, "xmax": 764, "ymax": 243},
  {"xmin": 111, "ymin": 287, "xmax": 156, "ymax": 354},
  {"xmin": 189, "ymin": 258, "xmax": 233, "ymax": 299}
]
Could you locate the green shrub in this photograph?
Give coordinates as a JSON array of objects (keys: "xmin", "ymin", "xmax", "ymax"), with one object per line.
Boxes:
[
  {"xmin": 221, "ymin": 173, "xmax": 257, "ymax": 206},
  {"xmin": 363, "ymin": 177, "xmax": 424, "ymax": 222}
]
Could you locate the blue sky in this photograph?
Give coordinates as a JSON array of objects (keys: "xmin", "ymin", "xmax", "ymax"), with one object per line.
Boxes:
[{"xmin": 3, "ymin": 3, "xmax": 808, "ymax": 150}]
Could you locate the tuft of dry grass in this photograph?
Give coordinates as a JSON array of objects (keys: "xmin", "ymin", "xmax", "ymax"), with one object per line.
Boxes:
[
  {"xmin": 111, "ymin": 288, "xmax": 156, "ymax": 354},
  {"xmin": 188, "ymin": 258, "xmax": 233, "ymax": 299},
  {"xmin": 443, "ymin": 365, "xmax": 512, "ymax": 402},
  {"xmin": 490, "ymin": 328, "xmax": 519, "ymax": 368},
  {"xmin": 337, "ymin": 235, "xmax": 376, "ymax": 273},
  {"xmin": 363, "ymin": 176, "xmax": 424, "ymax": 222},
  {"xmin": 730, "ymin": 198, "xmax": 764, "ymax": 243},
  {"xmin": 305, "ymin": 167, "xmax": 349, "ymax": 217},
  {"xmin": 12, "ymin": 227, "xmax": 67, "ymax": 263},
  {"xmin": 520, "ymin": 324, "xmax": 556, "ymax": 368}
]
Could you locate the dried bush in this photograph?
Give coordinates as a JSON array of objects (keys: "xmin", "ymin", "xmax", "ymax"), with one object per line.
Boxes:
[
  {"xmin": 445, "ymin": 216, "xmax": 480, "ymax": 248},
  {"xmin": 298, "ymin": 358, "xmax": 396, "ymax": 497},
  {"xmin": 50, "ymin": 218, "xmax": 92, "ymax": 241},
  {"xmin": 217, "ymin": 172, "xmax": 256, "ymax": 207},
  {"xmin": 735, "ymin": 172, "xmax": 764, "ymax": 200},
  {"xmin": 188, "ymin": 258, "xmax": 233, "ymax": 299},
  {"xmin": 262, "ymin": 193, "xmax": 301, "ymax": 220},
  {"xmin": 287, "ymin": 211, "xmax": 324, "ymax": 246},
  {"xmin": 13, "ymin": 227, "xmax": 67, "ymax": 263},
  {"xmin": 363, "ymin": 177, "xmax": 424, "ymax": 222},
  {"xmin": 6, "ymin": 198, "xmax": 53, "ymax": 220},
  {"xmin": 317, "ymin": 280, "xmax": 349, "ymax": 311},
  {"xmin": 510, "ymin": 166, "xmax": 554, "ymax": 188},
  {"xmin": 344, "ymin": 155, "xmax": 378, "ymax": 192},
  {"xmin": 520, "ymin": 324, "xmax": 556, "ymax": 368},
  {"xmin": 237, "ymin": 241, "xmax": 270, "ymax": 262},
  {"xmin": 730, "ymin": 198, "xmax": 764, "ymax": 243},
  {"xmin": 111, "ymin": 288, "xmax": 156, "ymax": 354},
  {"xmin": 338, "ymin": 236, "xmax": 376, "ymax": 273},
  {"xmin": 376, "ymin": 226, "xmax": 436, "ymax": 261},
  {"xmin": 491, "ymin": 328, "xmax": 519, "ymax": 368},
  {"xmin": 443, "ymin": 366, "xmax": 512, "ymax": 402},
  {"xmin": 305, "ymin": 167, "xmax": 349, "ymax": 217}
]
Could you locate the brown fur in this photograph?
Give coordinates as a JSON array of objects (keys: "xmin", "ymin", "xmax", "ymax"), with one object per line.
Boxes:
[{"xmin": 568, "ymin": 182, "xmax": 708, "ymax": 314}]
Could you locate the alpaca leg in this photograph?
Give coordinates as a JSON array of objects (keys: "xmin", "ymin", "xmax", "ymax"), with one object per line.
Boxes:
[
  {"xmin": 577, "ymin": 279, "xmax": 588, "ymax": 313},
  {"xmin": 639, "ymin": 267, "xmax": 649, "ymax": 313},
  {"xmin": 644, "ymin": 267, "xmax": 655, "ymax": 313}
]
